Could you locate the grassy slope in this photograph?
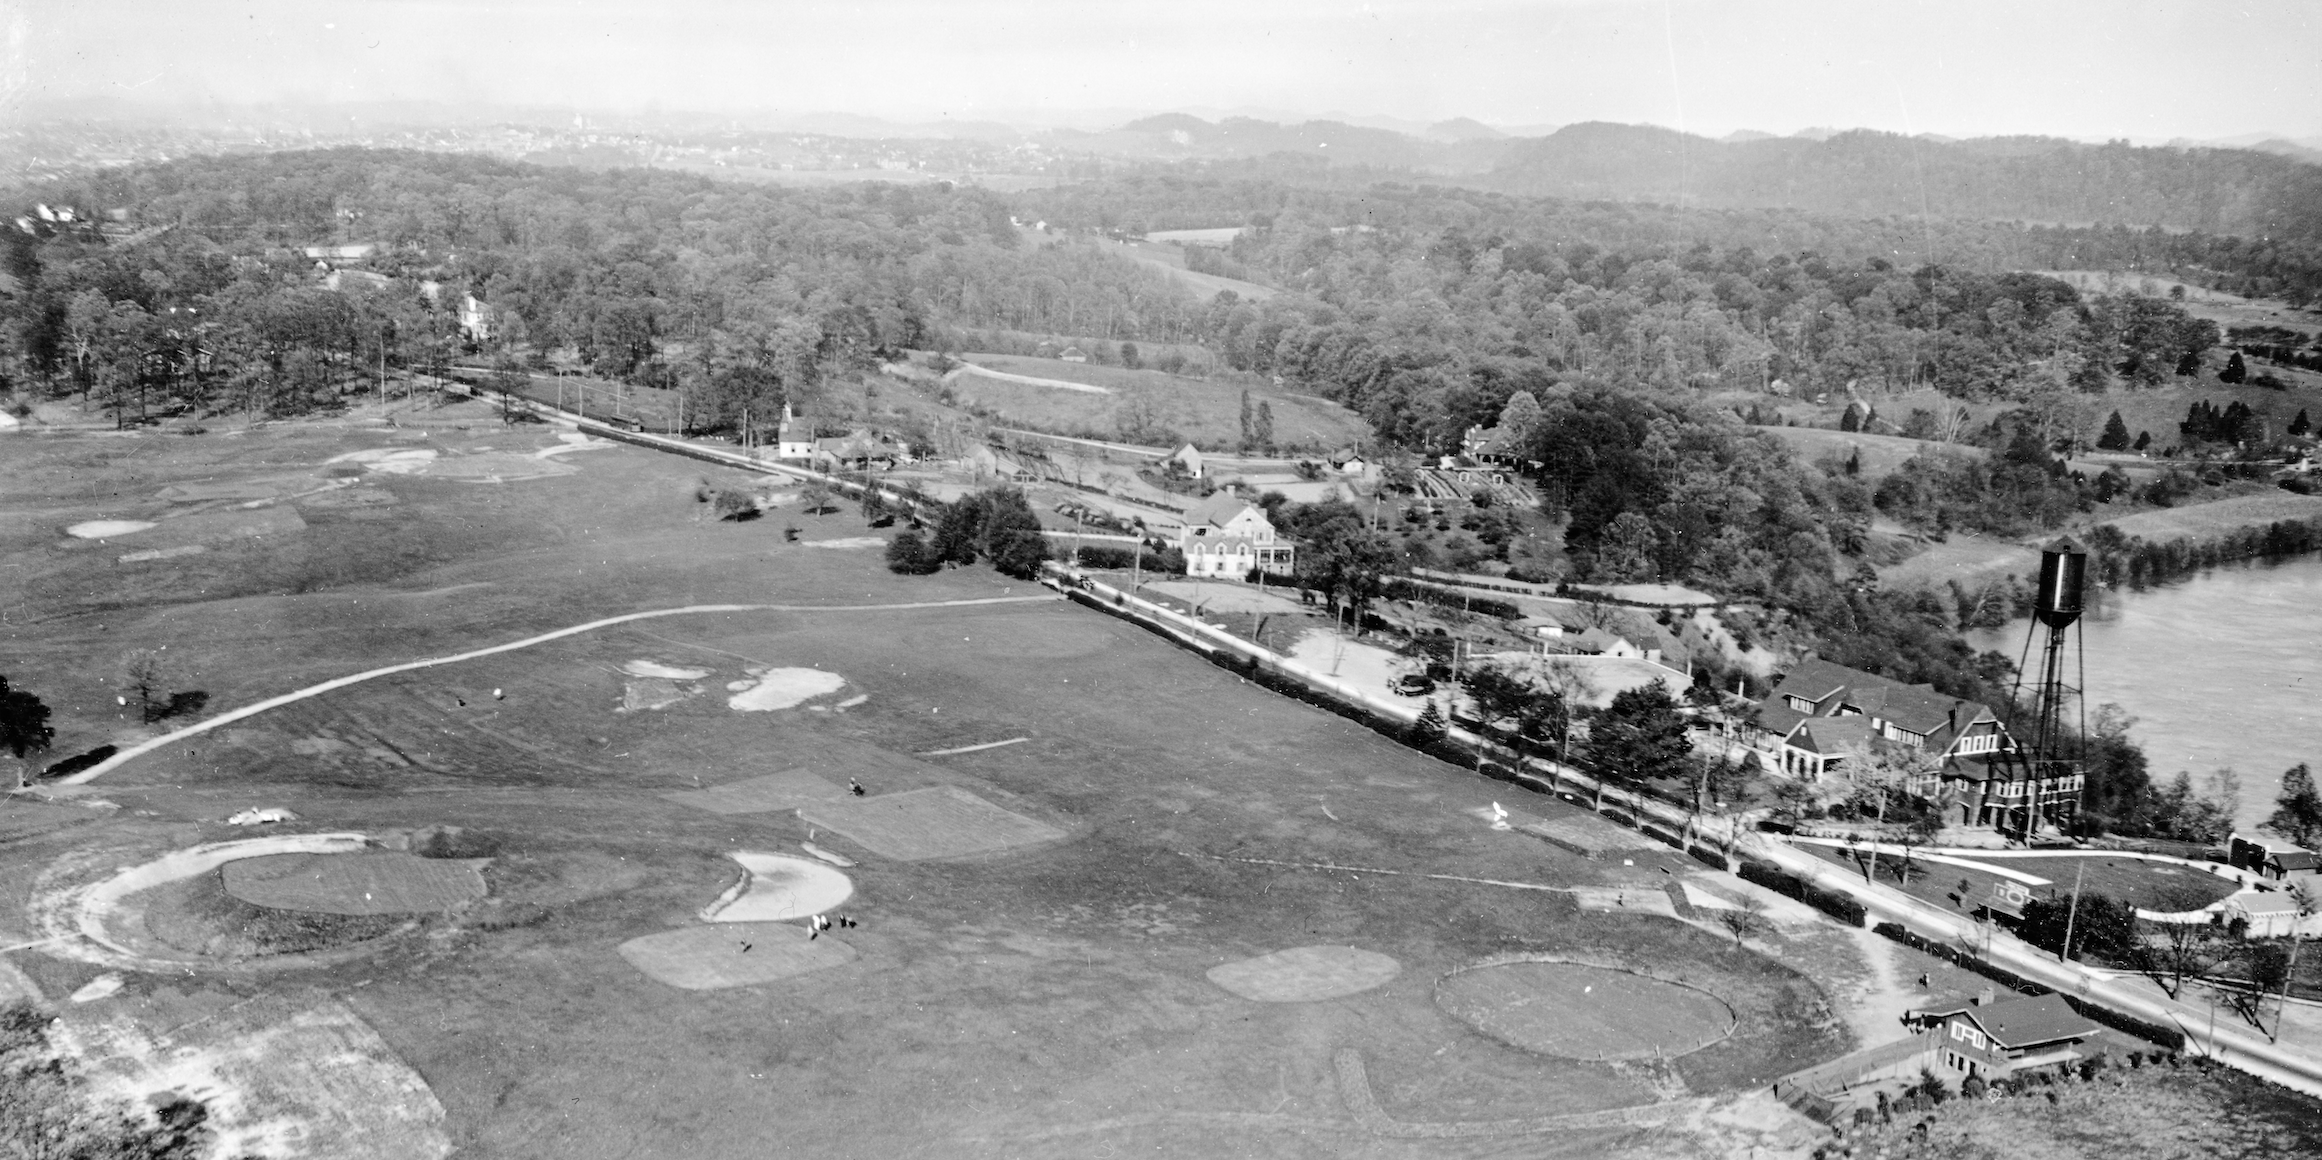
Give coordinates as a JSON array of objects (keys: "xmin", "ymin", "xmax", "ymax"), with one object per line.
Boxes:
[{"xmin": 945, "ymin": 352, "xmax": 1371, "ymax": 452}]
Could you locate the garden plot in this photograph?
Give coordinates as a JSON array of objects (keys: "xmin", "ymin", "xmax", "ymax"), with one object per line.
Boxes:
[
  {"xmin": 618, "ymin": 921, "xmax": 856, "ymax": 990},
  {"xmin": 1206, "ymin": 945, "xmax": 1401, "ymax": 1002},
  {"xmin": 662, "ymin": 768, "xmax": 847, "ymax": 815},
  {"xmin": 222, "ymin": 852, "xmax": 490, "ymax": 915},
  {"xmin": 797, "ymin": 786, "xmax": 1063, "ymax": 861},
  {"xmin": 1437, "ymin": 959, "xmax": 1736, "ymax": 1061},
  {"xmin": 699, "ymin": 852, "xmax": 853, "ymax": 922}
]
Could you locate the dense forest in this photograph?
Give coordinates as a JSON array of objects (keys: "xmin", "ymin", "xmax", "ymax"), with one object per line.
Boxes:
[{"xmin": 0, "ymin": 150, "xmax": 1212, "ymax": 433}]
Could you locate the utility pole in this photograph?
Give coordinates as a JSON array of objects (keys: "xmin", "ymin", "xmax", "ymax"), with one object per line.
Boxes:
[{"xmin": 2060, "ymin": 859, "xmax": 2086, "ymax": 964}]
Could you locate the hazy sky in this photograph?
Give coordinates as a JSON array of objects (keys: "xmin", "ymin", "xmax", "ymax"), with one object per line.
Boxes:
[{"xmin": 6, "ymin": 0, "xmax": 2320, "ymax": 140}]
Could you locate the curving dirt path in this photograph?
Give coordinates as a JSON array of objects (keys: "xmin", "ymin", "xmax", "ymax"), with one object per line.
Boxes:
[{"xmin": 61, "ymin": 595, "xmax": 1059, "ymax": 785}]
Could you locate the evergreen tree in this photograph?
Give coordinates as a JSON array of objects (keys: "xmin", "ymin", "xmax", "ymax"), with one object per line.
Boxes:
[
  {"xmin": 975, "ymin": 486, "xmax": 1051, "ymax": 580},
  {"xmin": 1253, "ymin": 400, "xmax": 1275, "ymax": 450},
  {"xmin": 2097, "ymin": 411, "xmax": 2132, "ymax": 450},
  {"xmin": 1238, "ymin": 389, "xmax": 1253, "ymax": 451},
  {"xmin": 0, "ymin": 675, "xmax": 56, "ymax": 788},
  {"xmin": 1409, "ymin": 700, "xmax": 1448, "ymax": 745},
  {"xmin": 2293, "ymin": 408, "xmax": 2312, "ymax": 438},
  {"xmin": 1588, "ymin": 679, "xmax": 1691, "ymax": 812},
  {"xmin": 2133, "ymin": 430, "xmax": 2152, "ymax": 451},
  {"xmin": 2221, "ymin": 350, "xmax": 2248, "ymax": 384},
  {"xmin": 2176, "ymin": 350, "xmax": 2201, "ymax": 376}
]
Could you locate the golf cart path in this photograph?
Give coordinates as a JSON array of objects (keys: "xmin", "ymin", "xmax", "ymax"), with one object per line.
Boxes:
[{"xmin": 56, "ymin": 595, "xmax": 1060, "ymax": 785}]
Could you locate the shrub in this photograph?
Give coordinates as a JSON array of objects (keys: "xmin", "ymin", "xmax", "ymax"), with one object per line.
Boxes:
[
  {"xmin": 713, "ymin": 489, "xmax": 760, "ymax": 521},
  {"xmin": 1961, "ymin": 1074, "xmax": 1987, "ymax": 1100},
  {"xmin": 885, "ymin": 530, "xmax": 941, "ymax": 575},
  {"xmin": 1737, "ymin": 859, "xmax": 1868, "ymax": 927}
]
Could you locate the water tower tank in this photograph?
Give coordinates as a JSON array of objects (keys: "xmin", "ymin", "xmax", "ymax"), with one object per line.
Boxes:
[{"xmin": 2034, "ymin": 537, "xmax": 2087, "ymax": 628}]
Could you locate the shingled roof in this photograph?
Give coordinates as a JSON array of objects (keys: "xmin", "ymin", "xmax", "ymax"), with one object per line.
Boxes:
[{"xmin": 1921, "ymin": 993, "xmax": 2102, "ymax": 1050}]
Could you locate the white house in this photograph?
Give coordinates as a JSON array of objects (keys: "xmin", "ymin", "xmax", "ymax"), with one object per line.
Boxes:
[
  {"xmin": 1177, "ymin": 490, "xmax": 1293, "ymax": 578},
  {"xmin": 776, "ymin": 405, "xmax": 814, "ymax": 460},
  {"xmin": 1165, "ymin": 443, "xmax": 1205, "ymax": 478}
]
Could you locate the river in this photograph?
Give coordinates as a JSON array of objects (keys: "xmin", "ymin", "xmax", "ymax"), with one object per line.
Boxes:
[{"xmin": 1966, "ymin": 553, "xmax": 2322, "ymax": 835}]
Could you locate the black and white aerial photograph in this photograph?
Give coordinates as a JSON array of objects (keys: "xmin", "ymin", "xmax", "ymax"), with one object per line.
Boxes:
[{"xmin": 5, "ymin": 1, "xmax": 2322, "ymax": 1156}]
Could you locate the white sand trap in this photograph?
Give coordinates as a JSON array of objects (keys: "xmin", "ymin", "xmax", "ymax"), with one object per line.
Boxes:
[
  {"xmin": 621, "ymin": 678, "xmax": 692, "ymax": 712},
  {"xmin": 326, "ymin": 448, "xmax": 438, "ymax": 474},
  {"xmin": 535, "ymin": 432, "xmax": 616, "ymax": 458},
  {"xmin": 833, "ymin": 694, "xmax": 868, "ymax": 709},
  {"xmin": 120, "ymin": 545, "xmax": 207, "ymax": 563},
  {"xmin": 1208, "ymin": 946, "xmax": 1402, "ymax": 1002},
  {"xmin": 619, "ymin": 922, "xmax": 855, "ymax": 990},
  {"xmin": 70, "ymin": 974, "xmax": 124, "ymax": 1003},
  {"xmin": 701, "ymin": 852, "xmax": 853, "ymax": 923},
  {"xmin": 802, "ymin": 537, "xmax": 886, "ymax": 550},
  {"xmin": 624, "ymin": 660, "xmax": 712, "ymax": 680},
  {"xmin": 67, "ymin": 519, "xmax": 156, "ymax": 539},
  {"xmin": 726, "ymin": 668, "xmax": 846, "ymax": 711}
]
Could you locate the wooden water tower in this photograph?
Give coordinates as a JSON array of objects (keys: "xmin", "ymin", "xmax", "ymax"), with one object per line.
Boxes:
[{"xmin": 1996, "ymin": 537, "xmax": 2088, "ymax": 839}]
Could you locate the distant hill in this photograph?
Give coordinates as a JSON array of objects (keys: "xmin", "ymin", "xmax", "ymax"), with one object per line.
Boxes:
[{"xmin": 1477, "ymin": 122, "xmax": 2322, "ymax": 241}]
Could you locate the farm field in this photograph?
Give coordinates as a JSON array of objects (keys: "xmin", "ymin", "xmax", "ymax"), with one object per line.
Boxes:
[
  {"xmin": 939, "ymin": 351, "xmax": 1372, "ymax": 453},
  {"xmin": 0, "ymin": 400, "xmax": 1876, "ymax": 1157}
]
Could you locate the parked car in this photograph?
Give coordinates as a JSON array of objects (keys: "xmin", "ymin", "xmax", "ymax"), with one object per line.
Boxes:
[{"xmin": 1392, "ymin": 673, "xmax": 1435, "ymax": 697}]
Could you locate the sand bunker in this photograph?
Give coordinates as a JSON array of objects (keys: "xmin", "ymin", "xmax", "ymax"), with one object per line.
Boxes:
[
  {"xmin": 802, "ymin": 537, "xmax": 887, "ymax": 550},
  {"xmin": 66, "ymin": 519, "xmax": 156, "ymax": 539},
  {"xmin": 1208, "ymin": 946, "xmax": 1402, "ymax": 1002},
  {"xmin": 425, "ymin": 452, "xmax": 576, "ymax": 483},
  {"xmin": 70, "ymin": 974, "xmax": 124, "ymax": 1003},
  {"xmin": 619, "ymin": 922, "xmax": 855, "ymax": 990},
  {"xmin": 535, "ymin": 432, "xmax": 615, "ymax": 458},
  {"xmin": 726, "ymin": 668, "xmax": 846, "ymax": 711},
  {"xmin": 624, "ymin": 660, "xmax": 712, "ymax": 679},
  {"xmin": 621, "ymin": 678, "xmax": 693, "ymax": 712},
  {"xmin": 222, "ymin": 852, "xmax": 490, "ymax": 916},
  {"xmin": 327, "ymin": 448, "xmax": 439, "ymax": 474},
  {"xmin": 700, "ymin": 852, "xmax": 853, "ymax": 923}
]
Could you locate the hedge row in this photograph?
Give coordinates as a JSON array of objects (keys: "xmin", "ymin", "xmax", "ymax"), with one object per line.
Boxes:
[
  {"xmin": 1380, "ymin": 577, "xmax": 1521, "ymax": 620},
  {"xmin": 1868, "ymin": 922, "xmax": 2187, "ymax": 1051},
  {"xmin": 1737, "ymin": 859, "xmax": 1869, "ymax": 927}
]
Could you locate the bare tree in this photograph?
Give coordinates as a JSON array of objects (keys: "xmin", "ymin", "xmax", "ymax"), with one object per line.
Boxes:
[
  {"xmin": 1836, "ymin": 739, "xmax": 1941, "ymax": 886},
  {"xmin": 2143, "ymin": 885, "xmax": 2232, "ymax": 1000},
  {"xmin": 1717, "ymin": 894, "xmax": 1769, "ymax": 947},
  {"xmin": 119, "ymin": 649, "xmax": 167, "ymax": 724},
  {"xmin": 2276, "ymin": 881, "xmax": 2319, "ymax": 1042}
]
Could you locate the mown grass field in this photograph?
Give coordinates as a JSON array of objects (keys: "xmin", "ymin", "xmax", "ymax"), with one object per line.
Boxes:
[
  {"xmin": 0, "ymin": 402, "xmax": 1880, "ymax": 1158},
  {"xmin": 943, "ymin": 352, "xmax": 1372, "ymax": 452}
]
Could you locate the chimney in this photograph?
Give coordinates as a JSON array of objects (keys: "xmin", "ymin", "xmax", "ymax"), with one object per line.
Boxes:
[{"xmin": 1975, "ymin": 986, "xmax": 1995, "ymax": 1007}]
